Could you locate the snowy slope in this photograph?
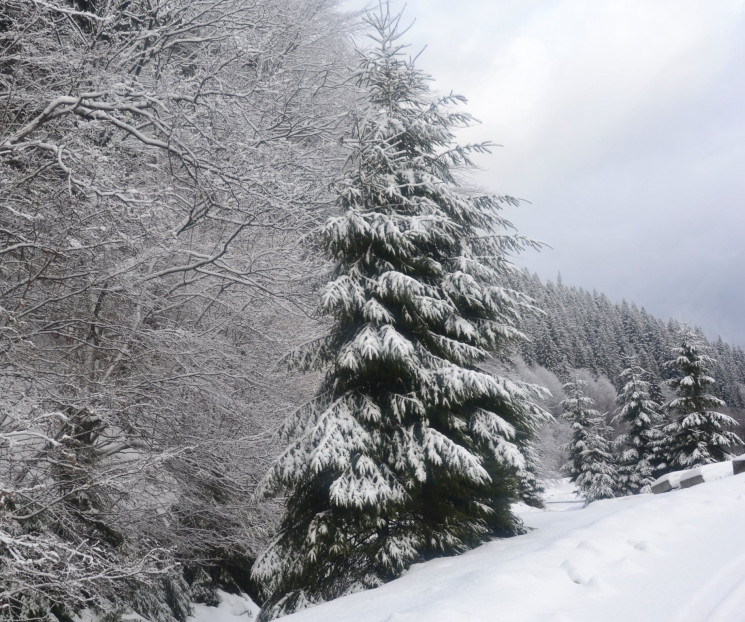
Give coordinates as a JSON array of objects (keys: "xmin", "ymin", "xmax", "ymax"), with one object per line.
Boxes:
[
  {"xmin": 270, "ymin": 460, "xmax": 745, "ymax": 622},
  {"xmin": 115, "ymin": 460, "xmax": 745, "ymax": 622}
]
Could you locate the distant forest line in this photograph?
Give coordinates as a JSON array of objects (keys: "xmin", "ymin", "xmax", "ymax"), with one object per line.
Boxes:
[{"xmin": 509, "ymin": 270, "xmax": 745, "ymax": 414}]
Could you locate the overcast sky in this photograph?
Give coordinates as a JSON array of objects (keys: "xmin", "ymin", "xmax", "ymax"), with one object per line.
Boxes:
[{"xmin": 342, "ymin": 0, "xmax": 745, "ymax": 346}]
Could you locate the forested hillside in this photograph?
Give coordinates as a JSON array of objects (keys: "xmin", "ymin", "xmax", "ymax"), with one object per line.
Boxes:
[{"xmin": 509, "ymin": 271, "xmax": 745, "ymax": 411}]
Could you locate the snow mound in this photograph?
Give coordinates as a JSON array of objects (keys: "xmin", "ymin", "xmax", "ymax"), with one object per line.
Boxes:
[{"xmin": 77, "ymin": 459, "xmax": 745, "ymax": 622}]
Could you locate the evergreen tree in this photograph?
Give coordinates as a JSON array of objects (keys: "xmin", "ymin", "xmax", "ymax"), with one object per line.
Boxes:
[
  {"xmin": 252, "ymin": 7, "xmax": 548, "ymax": 620},
  {"xmin": 517, "ymin": 443, "xmax": 546, "ymax": 508},
  {"xmin": 662, "ymin": 327, "xmax": 742, "ymax": 468},
  {"xmin": 612, "ymin": 361, "xmax": 665, "ymax": 494},
  {"xmin": 562, "ymin": 379, "xmax": 617, "ymax": 504}
]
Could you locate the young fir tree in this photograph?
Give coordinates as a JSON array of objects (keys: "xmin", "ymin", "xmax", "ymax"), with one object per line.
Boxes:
[
  {"xmin": 517, "ymin": 442, "xmax": 546, "ymax": 508},
  {"xmin": 562, "ymin": 379, "xmax": 617, "ymax": 504},
  {"xmin": 612, "ymin": 361, "xmax": 665, "ymax": 494},
  {"xmin": 662, "ymin": 327, "xmax": 742, "ymax": 469},
  {"xmin": 252, "ymin": 7, "xmax": 549, "ymax": 620}
]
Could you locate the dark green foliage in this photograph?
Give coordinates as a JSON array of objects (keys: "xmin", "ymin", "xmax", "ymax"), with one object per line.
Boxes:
[{"xmin": 517, "ymin": 443, "xmax": 546, "ymax": 508}]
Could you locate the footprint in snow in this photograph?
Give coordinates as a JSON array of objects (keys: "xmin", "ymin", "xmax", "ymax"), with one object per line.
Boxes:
[
  {"xmin": 627, "ymin": 539, "xmax": 649, "ymax": 552},
  {"xmin": 561, "ymin": 559, "xmax": 589, "ymax": 585}
]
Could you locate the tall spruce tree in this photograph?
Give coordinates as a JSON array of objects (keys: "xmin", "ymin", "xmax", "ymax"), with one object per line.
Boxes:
[
  {"xmin": 252, "ymin": 6, "xmax": 548, "ymax": 620},
  {"xmin": 612, "ymin": 361, "xmax": 665, "ymax": 494},
  {"xmin": 662, "ymin": 327, "xmax": 742, "ymax": 469},
  {"xmin": 562, "ymin": 379, "xmax": 618, "ymax": 504}
]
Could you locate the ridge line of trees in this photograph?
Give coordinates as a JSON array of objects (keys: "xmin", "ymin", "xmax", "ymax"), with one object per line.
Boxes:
[{"xmin": 509, "ymin": 270, "xmax": 745, "ymax": 412}]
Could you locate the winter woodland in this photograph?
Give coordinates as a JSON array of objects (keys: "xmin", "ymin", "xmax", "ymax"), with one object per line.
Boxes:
[{"xmin": 1, "ymin": 2, "xmax": 743, "ymax": 621}]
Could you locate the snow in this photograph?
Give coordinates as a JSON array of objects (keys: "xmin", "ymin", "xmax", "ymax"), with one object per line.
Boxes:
[
  {"xmin": 190, "ymin": 591, "xmax": 261, "ymax": 622},
  {"xmin": 274, "ymin": 458, "xmax": 745, "ymax": 622},
  {"xmin": 77, "ymin": 591, "xmax": 261, "ymax": 622},
  {"xmin": 76, "ymin": 460, "xmax": 745, "ymax": 622}
]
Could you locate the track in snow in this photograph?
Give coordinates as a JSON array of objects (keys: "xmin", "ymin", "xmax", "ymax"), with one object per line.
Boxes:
[{"xmin": 673, "ymin": 550, "xmax": 745, "ymax": 622}]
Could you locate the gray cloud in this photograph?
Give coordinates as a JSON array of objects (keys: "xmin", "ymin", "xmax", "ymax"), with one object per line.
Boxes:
[{"xmin": 343, "ymin": 0, "xmax": 745, "ymax": 344}]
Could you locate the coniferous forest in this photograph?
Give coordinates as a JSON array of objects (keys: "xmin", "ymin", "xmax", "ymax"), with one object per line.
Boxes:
[
  {"xmin": 1, "ymin": 2, "xmax": 742, "ymax": 621},
  {"xmin": 509, "ymin": 271, "xmax": 745, "ymax": 414}
]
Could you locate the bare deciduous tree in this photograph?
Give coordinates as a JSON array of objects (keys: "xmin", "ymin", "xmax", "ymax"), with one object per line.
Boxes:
[{"xmin": 0, "ymin": 0, "xmax": 353, "ymax": 618}]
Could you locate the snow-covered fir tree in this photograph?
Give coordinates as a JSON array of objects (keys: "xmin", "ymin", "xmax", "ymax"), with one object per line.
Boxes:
[
  {"xmin": 662, "ymin": 327, "xmax": 742, "ymax": 469},
  {"xmin": 517, "ymin": 442, "xmax": 546, "ymax": 508},
  {"xmin": 562, "ymin": 379, "xmax": 618, "ymax": 504},
  {"xmin": 252, "ymin": 6, "xmax": 549, "ymax": 620},
  {"xmin": 612, "ymin": 361, "xmax": 665, "ymax": 494}
]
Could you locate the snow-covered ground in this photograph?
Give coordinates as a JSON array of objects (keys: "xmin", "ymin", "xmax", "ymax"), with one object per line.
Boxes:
[
  {"xmin": 189, "ymin": 591, "xmax": 261, "ymax": 622},
  {"xmin": 156, "ymin": 459, "xmax": 745, "ymax": 622}
]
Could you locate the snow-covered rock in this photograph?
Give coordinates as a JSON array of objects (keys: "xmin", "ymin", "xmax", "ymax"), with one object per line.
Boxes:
[
  {"xmin": 652, "ymin": 459, "xmax": 737, "ymax": 493},
  {"xmin": 733, "ymin": 457, "xmax": 745, "ymax": 475}
]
